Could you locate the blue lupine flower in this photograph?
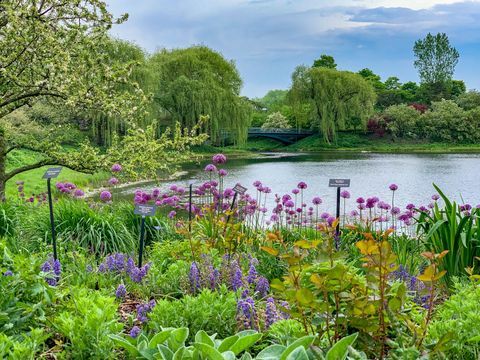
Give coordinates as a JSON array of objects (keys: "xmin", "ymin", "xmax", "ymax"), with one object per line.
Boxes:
[
  {"xmin": 130, "ymin": 326, "xmax": 141, "ymax": 338},
  {"xmin": 247, "ymin": 264, "xmax": 258, "ymax": 285},
  {"xmin": 255, "ymin": 276, "xmax": 270, "ymax": 298},
  {"xmin": 115, "ymin": 284, "xmax": 127, "ymax": 299},
  {"xmin": 189, "ymin": 262, "xmax": 201, "ymax": 293}
]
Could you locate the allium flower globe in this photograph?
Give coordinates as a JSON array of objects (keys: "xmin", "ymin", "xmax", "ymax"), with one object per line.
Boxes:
[
  {"xmin": 100, "ymin": 191, "xmax": 112, "ymax": 202},
  {"xmin": 111, "ymin": 164, "xmax": 122, "ymax": 173},
  {"xmin": 212, "ymin": 153, "xmax": 227, "ymax": 165}
]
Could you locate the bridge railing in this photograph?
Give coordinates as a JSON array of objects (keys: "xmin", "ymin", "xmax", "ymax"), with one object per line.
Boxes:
[{"xmin": 248, "ymin": 127, "xmax": 314, "ymax": 134}]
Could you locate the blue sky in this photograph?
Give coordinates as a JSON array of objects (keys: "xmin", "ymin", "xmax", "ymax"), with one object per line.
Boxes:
[{"xmin": 107, "ymin": 0, "xmax": 480, "ymax": 98}]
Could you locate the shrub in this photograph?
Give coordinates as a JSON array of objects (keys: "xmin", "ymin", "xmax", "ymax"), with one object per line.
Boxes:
[
  {"xmin": 384, "ymin": 104, "xmax": 421, "ymax": 138},
  {"xmin": 148, "ymin": 287, "xmax": 237, "ymax": 340},
  {"xmin": 54, "ymin": 287, "xmax": 123, "ymax": 359},
  {"xmin": 428, "ymin": 282, "xmax": 480, "ymax": 359},
  {"xmin": 261, "ymin": 112, "xmax": 292, "ymax": 130}
]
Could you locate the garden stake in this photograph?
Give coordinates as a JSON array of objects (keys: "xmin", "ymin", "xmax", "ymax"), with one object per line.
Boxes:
[
  {"xmin": 43, "ymin": 167, "xmax": 62, "ymax": 260},
  {"xmin": 138, "ymin": 215, "xmax": 146, "ymax": 268}
]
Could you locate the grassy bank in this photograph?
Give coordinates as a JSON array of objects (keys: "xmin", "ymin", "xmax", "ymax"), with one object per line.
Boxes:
[
  {"xmin": 229, "ymin": 133, "xmax": 480, "ymax": 153},
  {"xmin": 5, "ymin": 149, "xmax": 109, "ymax": 199}
]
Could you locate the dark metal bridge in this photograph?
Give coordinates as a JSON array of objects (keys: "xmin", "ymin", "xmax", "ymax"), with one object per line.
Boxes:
[{"xmin": 247, "ymin": 128, "xmax": 314, "ymax": 145}]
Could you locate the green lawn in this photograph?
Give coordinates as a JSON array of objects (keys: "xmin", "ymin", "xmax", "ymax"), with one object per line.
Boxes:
[{"xmin": 5, "ymin": 149, "xmax": 109, "ymax": 199}]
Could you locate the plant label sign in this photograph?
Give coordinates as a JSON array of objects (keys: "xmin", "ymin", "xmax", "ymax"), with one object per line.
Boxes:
[
  {"xmin": 43, "ymin": 167, "xmax": 62, "ymax": 179},
  {"xmin": 233, "ymin": 183, "xmax": 247, "ymax": 195},
  {"xmin": 134, "ymin": 204, "xmax": 157, "ymax": 217},
  {"xmin": 329, "ymin": 179, "xmax": 351, "ymax": 188}
]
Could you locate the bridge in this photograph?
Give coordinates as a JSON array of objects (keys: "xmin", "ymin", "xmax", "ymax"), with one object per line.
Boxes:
[{"xmin": 247, "ymin": 128, "xmax": 314, "ymax": 145}]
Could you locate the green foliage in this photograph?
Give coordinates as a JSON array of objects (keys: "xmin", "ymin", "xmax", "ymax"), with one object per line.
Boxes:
[
  {"xmin": 24, "ymin": 199, "xmax": 137, "ymax": 255},
  {"xmin": 0, "ymin": 201, "xmax": 16, "ymax": 238},
  {"xmin": 456, "ymin": 90, "xmax": 480, "ymax": 110},
  {"xmin": 413, "ymin": 33, "xmax": 459, "ymax": 84},
  {"xmin": 148, "ymin": 287, "xmax": 238, "ymax": 340},
  {"xmin": 0, "ymin": 241, "xmax": 56, "ymax": 335},
  {"xmin": 261, "ymin": 112, "xmax": 292, "ymax": 129},
  {"xmin": 0, "ymin": 328, "xmax": 49, "ymax": 360},
  {"xmin": 289, "ymin": 67, "xmax": 376, "ymax": 143},
  {"xmin": 313, "ymin": 55, "xmax": 337, "ymax": 69},
  {"xmin": 266, "ymin": 320, "xmax": 306, "ymax": 346},
  {"xmin": 416, "ymin": 184, "xmax": 480, "ymax": 285},
  {"xmin": 149, "ymin": 46, "xmax": 251, "ymax": 145},
  {"xmin": 384, "ymin": 104, "xmax": 421, "ymax": 138},
  {"xmin": 106, "ymin": 119, "xmax": 208, "ymax": 181},
  {"xmin": 54, "ymin": 287, "xmax": 123, "ymax": 359},
  {"xmin": 428, "ymin": 282, "xmax": 480, "ymax": 359}
]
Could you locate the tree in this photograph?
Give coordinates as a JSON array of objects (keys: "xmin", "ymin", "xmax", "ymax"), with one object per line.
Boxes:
[
  {"xmin": 148, "ymin": 46, "xmax": 251, "ymax": 145},
  {"xmin": 384, "ymin": 77, "xmax": 401, "ymax": 90},
  {"xmin": 0, "ymin": 0, "xmax": 145, "ymax": 200},
  {"xmin": 289, "ymin": 67, "xmax": 376, "ymax": 143},
  {"xmin": 261, "ymin": 112, "xmax": 291, "ymax": 130},
  {"xmin": 384, "ymin": 104, "xmax": 421, "ymax": 138},
  {"xmin": 357, "ymin": 68, "xmax": 385, "ymax": 92},
  {"xmin": 456, "ymin": 90, "xmax": 480, "ymax": 110},
  {"xmin": 313, "ymin": 55, "xmax": 337, "ymax": 69},
  {"xmin": 413, "ymin": 33, "xmax": 459, "ymax": 84}
]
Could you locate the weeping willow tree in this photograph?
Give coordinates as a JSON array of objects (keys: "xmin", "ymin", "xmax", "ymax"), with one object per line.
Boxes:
[
  {"xmin": 87, "ymin": 39, "xmax": 157, "ymax": 146},
  {"xmin": 148, "ymin": 46, "xmax": 251, "ymax": 145},
  {"xmin": 289, "ymin": 67, "xmax": 376, "ymax": 143}
]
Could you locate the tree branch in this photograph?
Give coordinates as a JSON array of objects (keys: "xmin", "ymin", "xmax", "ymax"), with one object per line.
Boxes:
[{"xmin": 5, "ymin": 159, "xmax": 95, "ymax": 181}]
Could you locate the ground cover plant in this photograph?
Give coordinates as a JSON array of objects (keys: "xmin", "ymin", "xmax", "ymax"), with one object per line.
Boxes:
[{"xmin": 1, "ymin": 153, "xmax": 480, "ymax": 359}]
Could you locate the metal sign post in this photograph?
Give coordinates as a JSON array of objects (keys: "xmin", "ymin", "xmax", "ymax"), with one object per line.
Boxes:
[
  {"xmin": 43, "ymin": 167, "xmax": 62, "ymax": 260},
  {"xmin": 134, "ymin": 204, "xmax": 157, "ymax": 267},
  {"xmin": 329, "ymin": 179, "xmax": 351, "ymax": 237}
]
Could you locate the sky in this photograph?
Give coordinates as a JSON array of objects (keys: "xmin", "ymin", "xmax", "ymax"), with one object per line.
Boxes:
[{"xmin": 107, "ymin": 0, "xmax": 480, "ymax": 98}]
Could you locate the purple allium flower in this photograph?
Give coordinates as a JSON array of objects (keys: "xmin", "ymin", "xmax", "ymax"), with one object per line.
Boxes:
[
  {"xmin": 168, "ymin": 211, "xmax": 176, "ymax": 219},
  {"xmin": 73, "ymin": 189, "xmax": 85, "ymax": 198},
  {"xmin": 285, "ymin": 200, "xmax": 295, "ymax": 208},
  {"xmin": 297, "ymin": 182, "xmax": 307, "ymax": 190},
  {"xmin": 327, "ymin": 216, "xmax": 336, "ymax": 226},
  {"xmin": 253, "ymin": 181, "xmax": 262, "ymax": 188},
  {"xmin": 292, "ymin": 188, "xmax": 300, "ymax": 195},
  {"xmin": 115, "ymin": 284, "xmax": 127, "ymax": 299},
  {"xmin": 340, "ymin": 190, "xmax": 350, "ymax": 199},
  {"xmin": 255, "ymin": 276, "xmax": 270, "ymax": 298},
  {"xmin": 212, "ymin": 154, "xmax": 227, "ymax": 165},
  {"xmin": 130, "ymin": 326, "xmax": 141, "ymax": 338},
  {"xmin": 432, "ymin": 194, "xmax": 440, "ymax": 201},
  {"xmin": 108, "ymin": 177, "xmax": 119, "ymax": 186},
  {"xmin": 320, "ymin": 212, "xmax": 330, "ymax": 220},
  {"xmin": 265, "ymin": 297, "xmax": 279, "ymax": 329},
  {"xmin": 406, "ymin": 203, "xmax": 415, "ymax": 210},
  {"xmin": 111, "ymin": 164, "xmax": 122, "ymax": 173},
  {"xmin": 3, "ymin": 270, "xmax": 13, "ymax": 276},
  {"xmin": 350, "ymin": 210, "xmax": 359, "ymax": 217},
  {"xmin": 366, "ymin": 198, "xmax": 376, "ymax": 209},
  {"xmin": 312, "ymin": 197, "xmax": 322, "ymax": 205},
  {"xmin": 391, "ymin": 207, "xmax": 401, "ymax": 215},
  {"xmin": 204, "ymin": 164, "xmax": 217, "ymax": 172},
  {"xmin": 218, "ymin": 169, "xmax": 228, "ymax": 177},
  {"xmin": 100, "ymin": 191, "xmax": 112, "ymax": 202},
  {"xmin": 356, "ymin": 197, "xmax": 365, "ymax": 204},
  {"xmin": 389, "ymin": 184, "xmax": 398, "ymax": 191}
]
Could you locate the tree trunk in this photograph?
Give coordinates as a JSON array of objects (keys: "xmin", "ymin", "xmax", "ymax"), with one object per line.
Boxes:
[{"xmin": 0, "ymin": 129, "xmax": 6, "ymax": 202}]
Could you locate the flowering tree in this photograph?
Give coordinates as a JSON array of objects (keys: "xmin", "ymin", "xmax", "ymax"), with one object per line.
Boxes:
[
  {"xmin": 0, "ymin": 0, "xmax": 146, "ymax": 200},
  {"xmin": 261, "ymin": 112, "xmax": 291, "ymax": 130},
  {"xmin": 106, "ymin": 118, "xmax": 209, "ymax": 181}
]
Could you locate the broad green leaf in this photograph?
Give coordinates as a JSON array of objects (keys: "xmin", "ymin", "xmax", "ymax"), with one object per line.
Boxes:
[
  {"xmin": 108, "ymin": 334, "xmax": 139, "ymax": 356},
  {"xmin": 193, "ymin": 343, "xmax": 224, "ymax": 360},
  {"xmin": 222, "ymin": 350, "xmax": 237, "ymax": 360},
  {"xmin": 256, "ymin": 345, "xmax": 287, "ymax": 360},
  {"xmin": 230, "ymin": 333, "xmax": 262, "ymax": 355},
  {"xmin": 217, "ymin": 335, "xmax": 239, "ymax": 352},
  {"xmin": 149, "ymin": 329, "xmax": 174, "ymax": 349},
  {"xmin": 326, "ymin": 333, "xmax": 358, "ymax": 360},
  {"xmin": 195, "ymin": 330, "xmax": 215, "ymax": 347},
  {"xmin": 286, "ymin": 347, "xmax": 309, "ymax": 360},
  {"xmin": 280, "ymin": 336, "xmax": 315, "ymax": 360},
  {"xmin": 157, "ymin": 344, "xmax": 174, "ymax": 360}
]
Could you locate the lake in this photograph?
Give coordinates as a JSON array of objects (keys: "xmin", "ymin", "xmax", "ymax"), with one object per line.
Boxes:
[{"xmin": 114, "ymin": 152, "xmax": 480, "ymax": 212}]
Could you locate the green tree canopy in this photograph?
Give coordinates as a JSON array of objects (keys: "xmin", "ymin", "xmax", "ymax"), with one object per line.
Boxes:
[
  {"xmin": 313, "ymin": 55, "xmax": 337, "ymax": 69},
  {"xmin": 289, "ymin": 67, "xmax": 376, "ymax": 143},
  {"xmin": 413, "ymin": 33, "xmax": 459, "ymax": 84},
  {"xmin": 0, "ymin": 0, "xmax": 145, "ymax": 200},
  {"xmin": 148, "ymin": 46, "xmax": 251, "ymax": 145}
]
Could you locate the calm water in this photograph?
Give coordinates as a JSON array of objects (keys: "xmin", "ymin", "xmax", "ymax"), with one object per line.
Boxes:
[{"xmin": 115, "ymin": 152, "xmax": 480, "ymax": 212}]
